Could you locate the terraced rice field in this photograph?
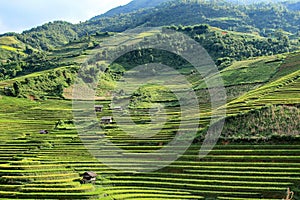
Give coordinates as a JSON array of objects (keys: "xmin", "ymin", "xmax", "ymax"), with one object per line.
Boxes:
[
  {"xmin": 0, "ymin": 82, "xmax": 299, "ymax": 199},
  {"xmin": 0, "ymin": 53, "xmax": 299, "ymax": 199},
  {"xmin": 1, "ymin": 130, "xmax": 300, "ymax": 199}
]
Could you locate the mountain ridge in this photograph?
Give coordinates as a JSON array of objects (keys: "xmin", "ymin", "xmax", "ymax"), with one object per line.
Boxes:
[
  {"xmin": 90, "ymin": 0, "xmax": 171, "ymax": 20},
  {"xmin": 1, "ymin": 0, "xmax": 300, "ymax": 52}
]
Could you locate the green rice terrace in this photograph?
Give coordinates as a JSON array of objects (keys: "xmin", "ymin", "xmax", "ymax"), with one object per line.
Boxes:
[
  {"xmin": 0, "ymin": 45, "xmax": 299, "ymax": 199},
  {"xmin": 0, "ymin": 4, "xmax": 299, "ymax": 197}
]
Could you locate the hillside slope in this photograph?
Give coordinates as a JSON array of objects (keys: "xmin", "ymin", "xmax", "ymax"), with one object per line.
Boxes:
[
  {"xmin": 1, "ymin": 25, "xmax": 297, "ymax": 101},
  {"xmin": 0, "ymin": 51, "xmax": 299, "ymax": 200},
  {"xmin": 84, "ymin": 0, "xmax": 300, "ymax": 35},
  {"xmin": 1, "ymin": 0, "xmax": 299, "ymax": 54},
  {"xmin": 0, "ymin": 36, "xmax": 28, "ymax": 62},
  {"xmin": 0, "ymin": 1, "xmax": 300, "ymax": 199},
  {"xmin": 91, "ymin": 0, "xmax": 171, "ymax": 20}
]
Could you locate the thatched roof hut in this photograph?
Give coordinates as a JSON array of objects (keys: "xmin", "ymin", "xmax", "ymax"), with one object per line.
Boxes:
[
  {"xmin": 101, "ymin": 116, "xmax": 113, "ymax": 124},
  {"xmin": 94, "ymin": 105, "xmax": 104, "ymax": 112}
]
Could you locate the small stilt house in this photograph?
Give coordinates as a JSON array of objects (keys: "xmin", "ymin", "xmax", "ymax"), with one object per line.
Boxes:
[
  {"xmin": 81, "ymin": 171, "xmax": 97, "ymax": 184},
  {"xmin": 94, "ymin": 105, "xmax": 104, "ymax": 112},
  {"xmin": 101, "ymin": 116, "xmax": 113, "ymax": 124}
]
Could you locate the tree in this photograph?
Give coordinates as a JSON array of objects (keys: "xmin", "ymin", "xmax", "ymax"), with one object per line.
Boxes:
[
  {"xmin": 24, "ymin": 46, "xmax": 34, "ymax": 55},
  {"xmin": 13, "ymin": 81, "xmax": 21, "ymax": 97},
  {"xmin": 55, "ymin": 84, "xmax": 64, "ymax": 97}
]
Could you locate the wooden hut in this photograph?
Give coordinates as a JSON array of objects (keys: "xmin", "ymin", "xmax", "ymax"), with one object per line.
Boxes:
[
  {"xmin": 101, "ymin": 116, "xmax": 113, "ymax": 124},
  {"xmin": 94, "ymin": 105, "xmax": 104, "ymax": 112},
  {"xmin": 81, "ymin": 171, "xmax": 97, "ymax": 184}
]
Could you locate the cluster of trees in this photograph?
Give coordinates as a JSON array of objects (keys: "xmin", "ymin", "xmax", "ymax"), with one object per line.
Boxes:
[
  {"xmin": 2, "ymin": 21, "xmax": 80, "ymax": 51},
  {"xmin": 220, "ymin": 105, "xmax": 300, "ymax": 142},
  {"xmin": 85, "ymin": 0, "xmax": 300, "ymax": 36},
  {"xmin": 0, "ymin": 32, "xmax": 109, "ymax": 80},
  {"xmin": 1, "ymin": 0, "xmax": 300, "ymax": 100},
  {"xmin": 92, "ymin": 24, "xmax": 295, "ymax": 71},
  {"xmin": 0, "ymin": 51, "xmax": 75, "ymax": 80},
  {"xmin": 8, "ymin": 0, "xmax": 296, "ymax": 42},
  {"xmin": 171, "ymin": 24, "xmax": 297, "ymax": 68},
  {"xmin": 91, "ymin": 0, "xmax": 170, "ymax": 19},
  {"xmin": 1, "ymin": 0, "xmax": 299, "ymax": 53},
  {"xmin": 19, "ymin": 21, "xmax": 81, "ymax": 51},
  {"xmin": 4, "ymin": 67, "xmax": 77, "ymax": 99},
  {"xmin": 1, "ymin": 0, "xmax": 299, "ymax": 64}
]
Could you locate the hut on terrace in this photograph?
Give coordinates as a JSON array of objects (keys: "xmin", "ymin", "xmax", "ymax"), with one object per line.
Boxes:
[
  {"xmin": 81, "ymin": 171, "xmax": 98, "ymax": 184},
  {"xmin": 101, "ymin": 116, "xmax": 113, "ymax": 124},
  {"xmin": 94, "ymin": 105, "xmax": 104, "ymax": 112}
]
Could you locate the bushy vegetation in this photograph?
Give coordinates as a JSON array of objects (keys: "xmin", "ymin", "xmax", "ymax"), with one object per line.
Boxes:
[
  {"xmin": 91, "ymin": 0, "xmax": 170, "ymax": 19},
  {"xmin": 3, "ymin": 67, "xmax": 78, "ymax": 99},
  {"xmin": 3, "ymin": 21, "xmax": 80, "ymax": 51},
  {"xmin": 0, "ymin": 30, "xmax": 111, "ymax": 82},
  {"xmin": 0, "ymin": 36, "xmax": 27, "ymax": 62},
  {"xmin": 170, "ymin": 24, "xmax": 295, "ymax": 68},
  {"xmin": 84, "ymin": 0, "xmax": 300, "ymax": 37},
  {"xmin": 0, "ymin": 52, "xmax": 67, "ymax": 80},
  {"xmin": 2, "ymin": 0, "xmax": 299, "ymax": 59},
  {"xmin": 222, "ymin": 105, "xmax": 300, "ymax": 141}
]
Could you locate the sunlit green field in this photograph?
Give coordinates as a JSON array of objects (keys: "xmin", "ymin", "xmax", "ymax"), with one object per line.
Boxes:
[{"xmin": 0, "ymin": 50, "xmax": 299, "ymax": 199}]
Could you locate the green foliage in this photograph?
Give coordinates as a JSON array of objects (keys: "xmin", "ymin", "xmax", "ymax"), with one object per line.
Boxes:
[
  {"xmin": 0, "ymin": 52, "xmax": 63, "ymax": 80},
  {"xmin": 0, "ymin": 95, "xmax": 299, "ymax": 199},
  {"xmin": 91, "ymin": 0, "xmax": 170, "ymax": 19},
  {"xmin": 221, "ymin": 105, "xmax": 300, "ymax": 140},
  {"xmin": 172, "ymin": 24, "xmax": 296, "ymax": 66},
  {"xmin": 54, "ymin": 120, "xmax": 75, "ymax": 130},
  {"xmin": 4, "ymin": 67, "xmax": 78, "ymax": 99},
  {"xmin": 84, "ymin": 0, "xmax": 300, "ymax": 37},
  {"xmin": 129, "ymin": 84, "xmax": 177, "ymax": 108},
  {"xmin": 96, "ymin": 72, "xmax": 116, "ymax": 96},
  {"xmin": 15, "ymin": 21, "xmax": 79, "ymax": 51},
  {"xmin": 0, "ymin": 32, "xmax": 110, "ymax": 81},
  {"xmin": 0, "ymin": 36, "xmax": 27, "ymax": 62},
  {"xmin": 220, "ymin": 59, "xmax": 282, "ymax": 86},
  {"xmin": 0, "ymin": 2, "xmax": 299, "ymax": 199}
]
